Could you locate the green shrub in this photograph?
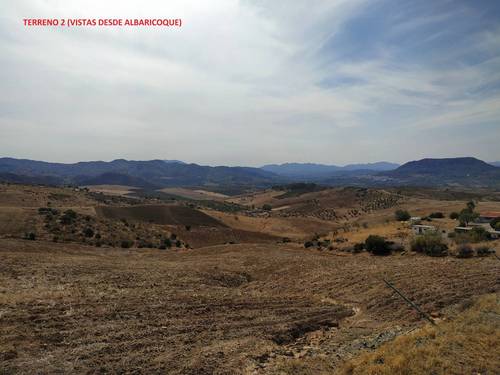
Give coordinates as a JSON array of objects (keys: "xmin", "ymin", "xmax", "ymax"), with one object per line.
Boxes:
[
  {"xmin": 262, "ymin": 204, "xmax": 272, "ymax": 211},
  {"xmin": 60, "ymin": 209, "xmax": 77, "ymax": 225},
  {"xmin": 120, "ymin": 240, "xmax": 132, "ymax": 249},
  {"xmin": 490, "ymin": 217, "xmax": 500, "ymax": 230},
  {"xmin": 394, "ymin": 210, "xmax": 411, "ymax": 221},
  {"xmin": 353, "ymin": 242, "xmax": 365, "ymax": 253},
  {"xmin": 449, "ymin": 212, "xmax": 459, "ymax": 220},
  {"xmin": 429, "ymin": 212, "xmax": 444, "ymax": 218},
  {"xmin": 304, "ymin": 241, "xmax": 314, "ymax": 248},
  {"xmin": 25, "ymin": 232, "xmax": 36, "ymax": 241},
  {"xmin": 411, "ymin": 232, "xmax": 448, "ymax": 257},
  {"xmin": 365, "ymin": 235, "xmax": 391, "ymax": 256},
  {"xmin": 83, "ymin": 227, "xmax": 94, "ymax": 238},
  {"xmin": 469, "ymin": 227, "xmax": 491, "ymax": 242},
  {"xmin": 476, "ymin": 246, "xmax": 493, "ymax": 257},
  {"xmin": 456, "ymin": 244, "xmax": 474, "ymax": 258}
]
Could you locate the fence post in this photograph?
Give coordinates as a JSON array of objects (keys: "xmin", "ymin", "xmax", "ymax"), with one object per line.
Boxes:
[{"xmin": 383, "ymin": 278, "xmax": 436, "ymax": 325}]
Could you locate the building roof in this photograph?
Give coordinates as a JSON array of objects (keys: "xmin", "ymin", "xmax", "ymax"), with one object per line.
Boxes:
[{"xmin": 480, "ymin": 211, "xmax": 500, "ymax": 218}]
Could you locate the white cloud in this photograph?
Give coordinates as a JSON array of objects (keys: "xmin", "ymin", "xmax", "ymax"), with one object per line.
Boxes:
[{"xmin": 0, "ymin": 0, "xmax": 499, "ymax": 165}]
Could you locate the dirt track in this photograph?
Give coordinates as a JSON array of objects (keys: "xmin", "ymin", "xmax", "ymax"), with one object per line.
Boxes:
[{"xmin": 1, "ymin": 239, "xmax": 498, "ymax": 374}]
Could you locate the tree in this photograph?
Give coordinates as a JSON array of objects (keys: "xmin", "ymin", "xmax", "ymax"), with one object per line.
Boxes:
[
  {"xmin": 458, "ymin": 208, "xmax": 479, "ymax": 226},
  {"xmin": 394, "ymin": 210, "xmax": 411, "ymax": 221},
  {"xmin": 262, "ymin": 204, "xmax": 272, "ymax": 211},
  {"xmin": 449, "ymin": 212, "xmax": 459, "ymax": 220},
  {"xmin": 365, "ymin": 235, "xmax": 391, "ymax": 256},
  {"xmin": 466, "ymin": 201, "xmax": 476, "ymax": 212}
]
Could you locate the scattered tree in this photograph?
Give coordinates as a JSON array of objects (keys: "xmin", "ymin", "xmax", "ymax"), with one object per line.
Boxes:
[{"xmin": 262, "ymin": 204, "xmax": 272, "ymax": 211}]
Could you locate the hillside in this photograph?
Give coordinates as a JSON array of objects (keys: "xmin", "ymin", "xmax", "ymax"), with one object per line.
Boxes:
[
  {"xmin": 381, "ymin": 157, "xmax": 500, "ymax": 187},
  {"xmin": 261, "ymin": 162, "xmax": 399, "ymax": 179},
  {"xmin": 0, "ymin": 158, "xmax": 282, "ymax": 190}
]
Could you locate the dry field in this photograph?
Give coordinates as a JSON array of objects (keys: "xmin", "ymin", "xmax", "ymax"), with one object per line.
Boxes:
[
  {"xmin": 1, "ymin": 183, "xmax": 500, "ymax": 374},
  {"xmin": 1, "ymin": 239, "xmax": 499, "ymax": 374},
  {"xmin": 159, "ymin": 188, "xmax": 229, "ymax": 201},
  {"xmin": 84, "ymin": 185, "xmax": 140, "ymax": 197}
]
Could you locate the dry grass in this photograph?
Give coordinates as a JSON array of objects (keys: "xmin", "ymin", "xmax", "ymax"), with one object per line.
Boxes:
[
  {"xmin": 84, "ymin": 185, "xmax": 140, "ymax": 196},
  {"xmin": 159, "ymin": 187, "xmax": 229, "ymax": 200},
  {"xmin": 337, "ymin": 294, "xmax": 500, "ymax": 375}
]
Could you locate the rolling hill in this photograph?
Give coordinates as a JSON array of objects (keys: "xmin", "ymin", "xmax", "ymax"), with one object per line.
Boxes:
[
  {"xmin": 261, "ymin": 162, "xmax": 399, "ymax": 179},
  {"xmin": 380, "ymin": 157, "xmax": 500, "ymax": 187},
  {"xmin": 0, "ymin": 158, "xmax": 282, "ymax": 190},
  {"xmin": 1, "ymin": 157, "xmax": 499, "ymax": 189}
]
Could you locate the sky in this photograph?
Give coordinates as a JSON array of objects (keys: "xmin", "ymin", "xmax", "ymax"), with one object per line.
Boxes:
[{"xmin": 1, "ymin": 0, "xmax": 500, "ymax": 166}]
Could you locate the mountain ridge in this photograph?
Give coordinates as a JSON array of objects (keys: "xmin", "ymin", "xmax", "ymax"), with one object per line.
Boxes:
[{"xmin": 1, "ymin": 157, "xmax": 499, "ymax": 189}]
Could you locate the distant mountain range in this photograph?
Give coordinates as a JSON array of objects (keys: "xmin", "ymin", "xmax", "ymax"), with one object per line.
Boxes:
[
  {"xmin": 0, "ymin": 157, "xmax": 499, "ymax": 190},
  {"xmin": 0, "ymin": 158, "xmax": 281, "ymax": 189},
  {"xmin": 261, "ymin": 162, "xmax": 399, "ymax": 179},
  {"xmin": 490, "ymin": 161, "xmax": 500, "ymax": 167},
  {"xmin": 378, "ymin": 157, "xmax": 500, "ymax": 187}
]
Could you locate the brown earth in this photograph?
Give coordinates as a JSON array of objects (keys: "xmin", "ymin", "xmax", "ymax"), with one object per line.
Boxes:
[
  {"xmin": 1, "ymin": 183, "xmax": 500, "ymax": 374},
  {"xmin": 95, "ymin": 204, "xmax": 227, "ymax": 227},
  {"xmin": 1, "ymin": 239, "xmax": 498, "ymax": 374}
]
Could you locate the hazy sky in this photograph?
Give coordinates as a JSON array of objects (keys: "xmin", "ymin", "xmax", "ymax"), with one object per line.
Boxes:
[{"xmin": 1, "ymin": 0, "xmax": 500, "ymax": 166}]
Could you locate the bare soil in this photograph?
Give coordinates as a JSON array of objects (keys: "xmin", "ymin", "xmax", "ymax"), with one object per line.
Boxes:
[{"xmin": 1, "ymin": 239, "xmax": 498, "ymax": 374}]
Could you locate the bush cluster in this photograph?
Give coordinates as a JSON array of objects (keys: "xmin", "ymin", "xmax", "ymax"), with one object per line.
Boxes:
[
  {"xmin": 429, "ymin": 212, "xmax": 444, "ymax": 218},
  {"xmin": 456, "ymin": 244, "xmax": 474, "ymax": 258},
  {"xmin": 365, "ymin": 235, "xmax": 391, "ymax": 256},
  {"xmin": 394, "ymin": 210, "xmax": 411, "ymax": 222},
  {"xmin": 411, "ymin": 232, "xmax": 448, "ymax": 257}
]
